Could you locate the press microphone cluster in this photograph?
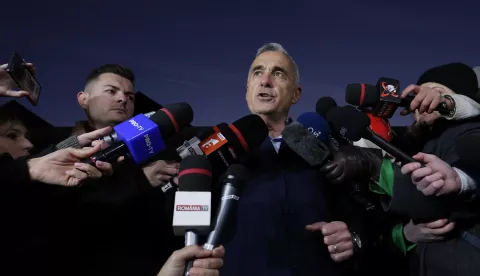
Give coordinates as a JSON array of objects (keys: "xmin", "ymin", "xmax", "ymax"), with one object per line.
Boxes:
[
  {"xmin": 161, "ymin": 114, "xmax": 268, "ymax": 194},
  {"xmin": 173, "ymin": 156, "xmax": 249, "ymax": 276},
  {"xmin": 326, "ymin": 105, "xmax": 417, "ymax": 165},
  {"xmin": 83, "ymin": 102, "xmax": 194, "ymax": 166},
  {"xmin": 345, "ymin": 79, "xmax": 450, "ymax": 118}
]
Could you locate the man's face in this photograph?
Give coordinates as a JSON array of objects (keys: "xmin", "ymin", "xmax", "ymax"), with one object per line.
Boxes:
[
  {"xmin": 77, "ymin": 73, "xmax": 135, "ymax": 127},
  {"xmin": 246, "ymin": 51, "xmax": 301, "ymax": 116},
  {"xmin": 0, "ymin": 121, "xmax": 33, "ymax": 159}
]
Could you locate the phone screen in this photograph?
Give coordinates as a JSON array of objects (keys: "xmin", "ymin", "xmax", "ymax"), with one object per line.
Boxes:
[{"xmin": 6, "ymin": 52, "xmax": 41, "ymax": 106}]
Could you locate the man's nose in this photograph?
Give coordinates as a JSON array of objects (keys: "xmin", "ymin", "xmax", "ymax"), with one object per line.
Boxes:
[
  {"xmin": 260, "ymin": 73, "xmax": 272, "ymax": 87},
  {"xmin": 116, "ymin": 93, "xmax": 128, "ymax": 104}
]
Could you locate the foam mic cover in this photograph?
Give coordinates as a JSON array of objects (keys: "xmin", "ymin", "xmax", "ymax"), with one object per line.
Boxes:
[
  {"xmin": 282, "ymin": 121, "xmax": 331, "ymax": 167},
  {"xmin": 345, "ymin": 83, "xmax": 378, "ymax": 107},
  {"xmin": 327, "ymin": 106, "xmax": 418, "ymax": 164},
  {"xmin": 326, "ymin": 106, "xmax": 370, "ymax": 142},
  {"xmin": 229, "ymin": 114, "xmax": 268, "ymax": 153},
  {"xmin": 178, "ymin": 155, "xmax": 212, "ymax": 192},
  {"xmin": 316, "ymin": 97, "xmax": 338, "ymax": 118},
  {"xmin": 149, "ymin": 102, "xmax": 194, "ymax": 138},
  {"xmin": 297, "ymin": 112, "xmax": 331, "ymax": 142}
]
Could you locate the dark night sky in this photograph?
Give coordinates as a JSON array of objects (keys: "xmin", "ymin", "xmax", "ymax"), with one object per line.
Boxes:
[{"xmin": 1, "ymin": 0, "xmax": 479, "ymax": 127}]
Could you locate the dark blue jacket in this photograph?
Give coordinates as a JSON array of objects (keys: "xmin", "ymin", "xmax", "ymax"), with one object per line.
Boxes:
[{"xmin": 220, "ymin": 138, "xmax": 362, "ymax": 276}]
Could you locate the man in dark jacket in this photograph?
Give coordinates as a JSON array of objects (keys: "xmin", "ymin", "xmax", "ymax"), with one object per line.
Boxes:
[
  {"xmin": 42, "ymin": 64, "xmax": 183, "ymax": 276},
  {"xmin": 220, "ymin": 43, "xmax": 368, "ymax": 276}
]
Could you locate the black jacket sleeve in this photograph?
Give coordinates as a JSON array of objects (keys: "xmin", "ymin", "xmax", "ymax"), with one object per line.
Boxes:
[{"xmin": 0, "ymin": 154, "xmax": 33, "ymax": 192}]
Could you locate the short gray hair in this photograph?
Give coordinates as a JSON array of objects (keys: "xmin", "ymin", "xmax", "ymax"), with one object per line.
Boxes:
[{"xmin": 254, "ymin": 42, "xmax": 300, "ymax": 85}]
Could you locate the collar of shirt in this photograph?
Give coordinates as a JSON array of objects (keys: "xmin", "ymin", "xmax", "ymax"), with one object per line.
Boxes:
[{"xmin": 268, "ymin": 117, "xmax": 292, "ymax": 153}]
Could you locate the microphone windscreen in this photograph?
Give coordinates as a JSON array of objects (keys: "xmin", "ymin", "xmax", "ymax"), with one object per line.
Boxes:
[
  {"xmin": 366, "ymin": 113, "xmax": 393, "ymax": 142},
  {"xmin": 326, "ymin": 106, "xmax": 370, "ymax": 141},
  {"xmin": 229, "ymin": 114, "xmax": 268, "ymax": 153},
  {"xmin": 282, "ymin": 122, "xmax": 331, "ymax": 167},
  {"xmin": 345, "ymin": 83, "xmax": 378, "ymax": 107},
  {"xmin": 223, "ymin": 164, "xmax": 250, "ymax": 189},
  {"xmin": 296, "ymin": 112, "xmax": 331, "ymax": 142},
  {"xmin": 178, "ymin": 155, "xmax": 212, "ymax": 191},
  {"xmin": 150, "ymin": 102, "xmax": 194, "ymax": 138},
  {"xmin": 315, "ymin": 97, "xmax": 337, "ymax": 117}
]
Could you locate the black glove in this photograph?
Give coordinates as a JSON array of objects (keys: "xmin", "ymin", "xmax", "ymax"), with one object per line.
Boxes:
[{"xmin": 320, "ymin": 145, "xmax": 384, "ymax": 185}]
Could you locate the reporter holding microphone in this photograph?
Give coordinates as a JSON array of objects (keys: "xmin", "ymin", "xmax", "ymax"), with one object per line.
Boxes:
[{"xmin": 157, "ymin": 245, "xmax": 225, "ymax": 276}]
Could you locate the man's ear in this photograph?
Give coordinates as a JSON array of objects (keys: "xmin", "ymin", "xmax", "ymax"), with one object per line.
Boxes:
[
  {"xmin": 77, "ymin": 91, "xmax": 88, "ymax": 109},
  {"xmin": 291, "ymin": 86, "xmax": 302, "ymax": 104}
]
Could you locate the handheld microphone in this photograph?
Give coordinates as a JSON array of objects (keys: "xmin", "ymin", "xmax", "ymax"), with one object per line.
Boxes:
[
  {"xmin": 345, "ymin": 81, "xmax": 449, "ymax": 118},
  {"xmin": 315, "ymin": 97, "xmax": 338, "ymax": 118},
  {"xmin": 204, "ymin": 164, "xmax": 249, "ymax": 250},
  {"xmin": 326, "ymin": 105, "xmax": 417, "ymax": 165},
  {"xmin": 83, "ymin": 102, "xmax": 193, "ymax": 166},
  {"xmin": 282, "ymin": 114, "xmax": 331, "ymax": 167},
  {"xmin": 101, "ymin": 111, "xmax": 156, "ymax": 144},
  {"xmin": 172, "ymin": 155, "xmax": 212, "ymax": 276},
  {"xmin": 180, "ymin": 114, "xmax": 267, "ymax": 177},
  {"xmin": 162, "ymin": 115, "xmax": 267, "ymax": 196}
]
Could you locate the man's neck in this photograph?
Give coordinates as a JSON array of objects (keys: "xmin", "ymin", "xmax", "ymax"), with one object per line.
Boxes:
[{"xmin": 259, "ymin": 113, "xmax": 287, "ymax": 137}]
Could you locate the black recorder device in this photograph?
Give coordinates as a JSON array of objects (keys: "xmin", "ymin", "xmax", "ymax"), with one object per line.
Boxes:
[{"xmin": 6, "ymin": 52, "xmax": 41, "ymax": 106}]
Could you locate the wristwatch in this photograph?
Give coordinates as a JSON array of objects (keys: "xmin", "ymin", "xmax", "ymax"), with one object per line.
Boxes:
[
  {"xmin": 442, "ymin": 94, "xmax": 456, "ymax": 118},
  {"xmin": 351, "ymin": 232, "xmax": 362, "ymax": 253}
]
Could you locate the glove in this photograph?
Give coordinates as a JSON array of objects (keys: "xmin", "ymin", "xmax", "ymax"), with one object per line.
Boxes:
[{"xmin": 320, "ymin": 145, "xmax": 384, "ymax": 185}]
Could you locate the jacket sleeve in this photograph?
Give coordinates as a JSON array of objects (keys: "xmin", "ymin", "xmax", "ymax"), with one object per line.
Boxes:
[{"xmin": 0, "ymin": 157, "xmax": 33, "ymax": 192}]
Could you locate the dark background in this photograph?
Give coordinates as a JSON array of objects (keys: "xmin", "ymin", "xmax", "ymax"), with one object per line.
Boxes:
[{"xmin": 1, "ymin": 0, "xmax": 479, "ymax": 127}]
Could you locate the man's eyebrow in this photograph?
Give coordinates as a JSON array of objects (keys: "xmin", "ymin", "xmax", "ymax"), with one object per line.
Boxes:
[
  {"xmin": 250, "ymin": 65, "xmax": 264, "ymax": 73},
  {"xmin": 104, "ymin": 84, "xmax": 135, "ymax": 95},
  {"xmin": 271, "ymin": 66, "xmax": 288, "ymax": 75}
]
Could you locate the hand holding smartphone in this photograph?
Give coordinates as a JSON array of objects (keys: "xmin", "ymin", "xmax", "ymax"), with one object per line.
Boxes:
[{"xmin": 4, "ymin": 52, "xmax": 41, "ymax": 105}]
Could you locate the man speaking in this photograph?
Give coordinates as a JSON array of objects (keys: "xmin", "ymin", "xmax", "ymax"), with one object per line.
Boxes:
[{"xmin": 220, "ymin": 43, "xmax": 366, "ymax": 276}]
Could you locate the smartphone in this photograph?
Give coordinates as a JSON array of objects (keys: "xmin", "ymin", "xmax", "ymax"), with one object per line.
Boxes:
[{"xmin": 6, "ymin": 52, "xmax": 41, "ymax": 106}]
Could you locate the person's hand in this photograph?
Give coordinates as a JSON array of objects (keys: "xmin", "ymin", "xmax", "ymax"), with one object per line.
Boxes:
[
  {"xmin": 0, "ymin": 62, "xmax": 36, "ymax": 98},
  {"xmin": 403, "ymin": 219, "xmax": 455, "ymax": 243},
  {"xmin": 77, "ymin": 126, "xmax": 113, "ymax": 147},
  {"xmin": 401, "ymin": 152, "xmax": 461, "ymax": 196},
  {"xmin": 27, "ymin": 144, "xmax": 114, "ymax": 186},
  {"xmin": 157, "ymin": 245, "xmax": 225, "ymax": 276},
  {"xmin": 306, "ymin": 221, "xmax": 354, "ymax": 262},
  {"xmin": 400, "ymin": 84, "xmax": 447, "ymax": 115},
  {"xmin": 143, "ymin": 160, "xmax": 180, "ymax": 187}
]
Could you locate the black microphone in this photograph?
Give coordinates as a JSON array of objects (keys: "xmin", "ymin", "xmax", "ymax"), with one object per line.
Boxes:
[
  {"xmin": 171, "ymin": 155, "xmax": 213, "ymax": 276},
  {"xmin": 326, "ymin": 105, "xmax": 417, "ymax": 165},
  {"xmin": 282, "ymin": 120, "xmax": 331, "ymax": 167},
  {"xmin": 83, "ymin": 102, "xmax": 194, "ymax": 167},
  {"xmin": 315, "ymin": 96, "xmax": 338, "ymax": 118},
  {"xmin": 203, "ymin": 164, "xmax": 249, "ymax": 250},
  {"xmin": 345, "ymin": 81, "xmax": 449, "ymax": 118}
]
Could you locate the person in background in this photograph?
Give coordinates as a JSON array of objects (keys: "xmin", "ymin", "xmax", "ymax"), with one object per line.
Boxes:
[{"xmin": 0, "ymin": 108, "xmax": 33, "ymax": 159}]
